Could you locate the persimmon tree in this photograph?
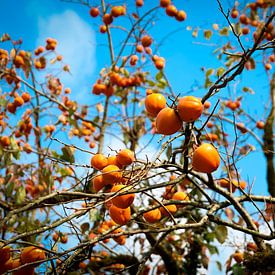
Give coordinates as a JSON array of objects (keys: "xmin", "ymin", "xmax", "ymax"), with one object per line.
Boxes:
[{"xmin": 0, "ymin": 0, "xmax": 274, "ymax": 274}]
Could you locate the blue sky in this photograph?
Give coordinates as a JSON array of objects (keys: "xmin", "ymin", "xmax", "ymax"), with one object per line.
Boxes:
[{"xmin": 0, "ymin": 0, "xmax": 273, "ymax": 273}]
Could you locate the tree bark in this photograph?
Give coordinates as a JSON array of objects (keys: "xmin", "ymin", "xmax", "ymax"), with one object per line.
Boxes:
[{"xmin": 263, "ymin": 73, "xmax": 275, "ymax": 197}]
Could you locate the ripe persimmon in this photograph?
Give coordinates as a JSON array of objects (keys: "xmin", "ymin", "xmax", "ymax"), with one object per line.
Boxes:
[
  {"xmin": 107, "ymin": 156, "xmax": 122, "ymax": 168},
  {"xmin": 116, "ymin": 149, "xmax": 135, "ymax": 166},
  {"xmin": 192, "ymin": 143, "xmax": 220, "ymax": 173},
  {"xmin": 1, "ymin": 258, "xmax": 21, "ymax": 274},
  {"xmin": 103, "ymin": 14, "xmax": 113, "ymax": 25},
  {"xmin": 110, "ymin": 6, "xmax": 126, "ymax": 17},
  {"xmin": 21, "ymin": 246, "xmax": 46, "ymax": 266},
  {"xmin": 141, "ymin": 35, "xmax": 152, "ymax": 48},
  {"xmin": 14, "ymin": 96, "xmax": 24, "ymax": 107},
  {"xmin": 109, "ymin": 205, "xmax": 131, "ymax": 225},
  {"xmin": 256, "ymin": 121, "xmax": 265, "ymax": 129},
  {"xmin": 22, "ymin": 92, "xmax": 31, "ymax": 102},
  {"xmin": 90, "ymin": 7, "xmax": 100, "ymax": 17},
  {"xmin": 91, "ymin": 154, "xmax": 108, "ymax": 170},
  {"xmin": 100, "ymin": 25, "xmax": 107, "ymax": 33},
  {"xmin": 111, "ymin": 184, "xmax": 135, "ymax": 209},
  {"xmin": 0, "ymin": 245, "xmax": 10, "ymax": 263},
  {"xmin": 143, "ymin": 208, "xmax": 162, "ymax": 223},
  {"xmin": 102, "ymin": 164, "xmax": 122, "ymax": 183},
  {"xmin": 154, "ymin": 58, "xmax": 165, "ymax": 70},
  {"xmin": 160, "ymin": 204, "xmax": 177, "ymax": 217},
  {"xmin": 177, "ymin": 96, "xmax": 203, "ymax": 122},
  {"xmin": 233, "ymin": 251, "xmax": 244, "ymax": 263},
  {"xmin": 156, "ymin": 107, "xmax": 182, "ymax": 135},
  {"xmin": 145, "ymin": 93, "xmax": 166, "ymax": 117},
  {"xmin": 166, "ymin": 5, "xmax": 177, "ymax": 17},
  {"xmin": 231, "ymin": 9, "xmax": 239, "ymax": 18},
  {"xmin": 172, "ymin": 191, "xmax": 189, "ymax": 208},
  {"xmin": 92, "ymin": 83, "xmax": 107, "ymax": 95},
  {"xmin": 176, "ymin": 10, "xmax": 187, "ymax": 21},
  {"xmin": 136, "ymin": 0, "xmax": 144, "ymax": 7},
  {"xmin": 160, "ymin": 0, "xmax": 170, "ymax": 8}
]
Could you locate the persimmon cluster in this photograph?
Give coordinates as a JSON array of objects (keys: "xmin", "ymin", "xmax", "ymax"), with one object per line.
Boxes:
[
  {"xmin": 0, "ymin": 245, "xmax": 46, "ymax": 275},
  {"xmin": 91, "ymin": 149, "xmax": 135, "ymax": 226}
]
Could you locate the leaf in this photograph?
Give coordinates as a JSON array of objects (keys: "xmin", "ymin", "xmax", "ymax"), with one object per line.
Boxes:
[
  {"xmin": 10, "ymin": 137, "xmax": 20, "ymax": 160},
  {"xmin": 215, "ymin": 225, "xmax": 228, "ymax": 244},
  {"xmin": 219, "ymin": 27, "xmax": 229, "ymax": 36},
  {"xmin": 216, "ymin": 261, "xmax": 222, "ymax": 271},
  {"xmin": 242, "ymin": 87, "xmax": 255, "ymax": 94},
  {"xmin": 147, "ymin": 80, "xmax": 155, "ymax": 87},
  {"xmin": 61, "ymin": 146, "xmax": 75, "ymax": 163},
  {"xmin": 166, "ymin": 144, "xmax": 172, "ymax": 160},
  {"xmin": 80, "ymin": 222, "xmax": 90, "ymax": 233},
  {"xmin": 204, "ymin": 77, "xmax": 213, "ymax": 88},
  {"xmin": 155, "ymin": 71, "xmax": 163, "ymax": 81},
  {"xmin": 206, "ymin": 68, "xmax": 214, "ymax": 77},
  {"xmin": 208, "ymin": 244, "xmax": 219, "ymax": 255},
  {"xmin": 192, "ymin": 28, "xmax": 199, "ymax": 38},
  {"xmin": 89, "ymin": 209, "xmax": 100, "ymax": 222},
  {"xmin": 6, "ymin": 181, "xmax": 14, "ymax": 197},
  {"xmin": 232, "ymin": 264, "xmax": 245, "ymax": 275},
  {"xmin": 204, "ymin": 30, "xmax": 213, "ymax": 40},
  {"xmin": 216, "ymin": 67, "xmax": 225, "ymax": 77},
  {"xmin": 15, "ymin": 185, "xmax": 26, "ymax": 205}
]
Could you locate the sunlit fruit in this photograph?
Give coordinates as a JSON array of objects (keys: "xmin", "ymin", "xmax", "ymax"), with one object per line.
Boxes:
[
  {"xmin": 156, "ymin": 107, "xmax": 182, "ymax": 135},
  {"xmin": 233, "ymin": 251, "xmax": 244, "ymax": 263},
  {"xmin": 160, "ymin": 0, "xmax": 170, "ymax": 8},
  {"xmin": 143, "ymin": 208, "xmax": 162, "ymax": 223},
  {"xmin": 176, "ymin": 10, "xmax": 187, "ymax": 21},
  {"xmin": 102, "ymin": 165, "xmax": 122, "ymax": 183},
  {"xmin": 109, "ymin": 205, "xmax": 131, "ymax": 225},
  {"xmin": 90, "ymin": 7, "xmax": 100, "ymax": 17},
  {"xmin": 192, "ymin": 143, "xmax": 220, "ymax": 173},
  {"xmin": 166, "ymin": 5, "xmax": 177, "ymax": 17},
  {"xmin": 172, "ymin": 191, "xmax": 189, "ymax": 208},
  {"xmin": 145, "ymin": 93, "xmax": 166, "ymax": 117},
  {"xmin": 177, "ymin": 96, "xmax": 203, "ymax": 122},
  {"xmin": 21, "ymin": 246, "xmax": 46, "ymax": 266},
  {"xmin": 160, "ymin": 204, "xmax": 177, "ymax": 216},
  {"xmin": 116, "ymin": 149, "xmax": 135, "ymax": 166},
  {"xmin": 0, "ymin": 245, "xmax": 10, "ymax": 263},
  {"xmin": 91, "ymin": 154, "xmax": 108, "ymax": 170},
  {"xmin": 111, "ymin": 184, "xmax": 135, "ymax": 209},
  {"xmin": 256, "ymin": 121, "xmax": 265, "ymax": 129},
  {"xmin": 141, "ymin": 35, "xmax": 153, "ymax": 47}
]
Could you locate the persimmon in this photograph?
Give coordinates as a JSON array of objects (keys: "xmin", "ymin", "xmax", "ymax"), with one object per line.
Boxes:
[
  {"xmin": 256, "ymin": 121, "xmax": 265, "ymax": 129},
  {"xmin": 92, "ymin": 83, "xmax": 107, "ymax": 95},
  {"xmin": 91, "ymin": 154, "xmax": 108, "ymax": 170},
  {"xmin": 130, "ymin": 55, "xmax": 138, "ymax": 66},
  {"xmin": 102, "ymin": 164, "xmax": 122, "ymax": 183},
  {"xmin": 172, "ymin": 191, "xmax": 189, "ymax": 208},
  {"xmin": 136, "ymin": 44, "xmax": 143, "ymax": 53},
  {"xmin": 166, "ymin": 5, "xmax": 177, "ymax": 17},
  {"xmin": 14, "ymin": 55, "xmax": 24, "ymax": 68},
  {"xmin": 1, "ymin": 258, "xmax": 21, "ymax": 274},
  {"xmin": 111, "ymin": 6, "xmax": 126, "ymax": 17},
  {"xmin": 233, "ymin": 251, "xmax": 244, "ymax": 263},
  {"xmin": 155, "ymin": 58, "xmax": 165, "ymax": 70},
  {"xmin": 156, "ymin": 107, "xmax": 182, "ymax": 135},
  {"xmin": 145, "ymin": 93, "xmax": 166, "ymax": 117},
  {"xmin": 7, "ymin": 102, "xmax": 16, "ymax": 114},
  {"xmin": 239, "ymin": 14, "xmax": 248, "ymax": 24},
  {"xmin": 176, "ymin": 10, "xmax": 187, "ymax": 22},
  {"xmin": 104, "ymin": 85, "xmax": 115, "ymax": 97},
  {"xmin": 109, "ymin": 205, "xmax": 131, "ymax": 225},
  {"xmin": 231, "ymin": 9, "xmax": 239, "ymax": 18},
  {"xmin": 160, "ymin": 0, "xmax": 170, "ymax": 8},
  {"xmin": 136, "ymin": 0, "xmax": 144, "ymax": 7},
  {"xmin": 14, "ymin": 96, "xmax": 24, "ymax": 108},
  {"xmin": 192, "ymin": 143, "xmax": 220, "ymax": 173},
  {"xmin": 111, "ymin": 184, "xmax": 135, "ymax": 209},
  {"xmin": 34, "ymin": 46, "xmax": 44, "ymax": 55},
  {"xmin": 102, "ymin": 14, "xmax": 113, "ymax": 25},
  {"xmin": 177, "ymin": 96, "xmax": 203, "ymax": 122},
  {"xmin": 116, "ymin": 149, "xmax": 135, "ymax": 166},
  {"xmin": 22, "ymin": 92, "xmax": 31, "ymax": 102},
  {"xmin": 160, "ymin": 204, "xmax": 177, "ymax": 216},
  {"xmin": 99, "ymin": 25, "xmax": 107, "ymax": 33},
  {"xmin": 0, "ymin": 245, "xmax": 10, "ymax": 263},
  {"xmin": 143, "ymin": 208, "xmax": 162, "ymax": 223},
  {"xmin": 0, "ymin": 136, "xmax": 11, "ymax": 147},
  {"xmin": 141, "ymin": 35, "xmax": 152, "ymax": 48},
  {"xmin": 247, "ymin": 242, "xmax": 258, "ymax": 252},
  {"xmin": 21, "ymin": 246, "xmax": 46, "ymax": 265},
  {"xmin": 107, "ymin": 156, "xmax": 122, "ymax": 168},
  {"xmin": 265, "ymin": 63, "xmax": 272, "ymax": 70},
  {"xmin": 242, "ymin": 27, "xmax": 250, "ymax": 35},
  {"xmin": 90, "ymin": 7, "xmax": 100, "ymax": 17}
]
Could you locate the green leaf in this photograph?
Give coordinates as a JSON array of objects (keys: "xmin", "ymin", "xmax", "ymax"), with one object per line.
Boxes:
[
  {"xmin": 147, "ymin": 80, "xmax": 155, "ymax": 87},
  {"xmin": 206, "ymin": 68, "xmax": 214, "ymax": 77},
  {"xmin": 15, "ymin": 185, "xmax": 26, "ymax": 204},
  {"xmin": 166, "ymin": 144, "xmax": 172, "ymax": 160},
  {"xmin": 204, "ymin": 30, "xmax": 213, "ymax": 40},
  {"xmin": 207, "ymin": 244, "xmax": 219, "ymax": 255},
  {"xmin": 215, "ymin": 225, "xmax": 228, "ymax": 244},
  {"xmin": 216, "ymin": 67, "xmax": 225, "ymax": 77},
  {"xmin": 6, "ymin": 181, "xmax": 14, "ymax": 197},
  {"xmin": 242, "ymin": 87, "xmax": 255, "ymax": 94},
  {"xmin": 89, "ymin": 209, "xmax": 100, "ymax": 222},
  {"xmin": 10, "ymin": 137, "xmax": 20, "ymax": 160},
  {"xmin": 216, "ymin": 261, "xmax": 222, "ymax": 271},
  {"xmin": 219, "ymin": 27, "xmax": 229, "ymax": 36},
  {"xmin": 0, "ymin": 97, "xmax": 7, "ymax": 107},
  {"xmin": 232, "ymin": 264, "xmax": 245, "ymax": 275},
  {"xmin": 204, "ymin": 77, "xmax": 213, "ymax": 88},
  {"xmin": 155, "ymin": 71, "xmax": 163, "ymax": 81},
  {"xmin": 61, "ymin": 146, "xmax": 75, "ymax": 163}
]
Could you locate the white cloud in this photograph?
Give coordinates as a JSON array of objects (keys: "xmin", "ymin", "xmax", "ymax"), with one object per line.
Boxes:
[{"xmin": 36, "ymin": 10, "xmax": 96, "ymax": 93}]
